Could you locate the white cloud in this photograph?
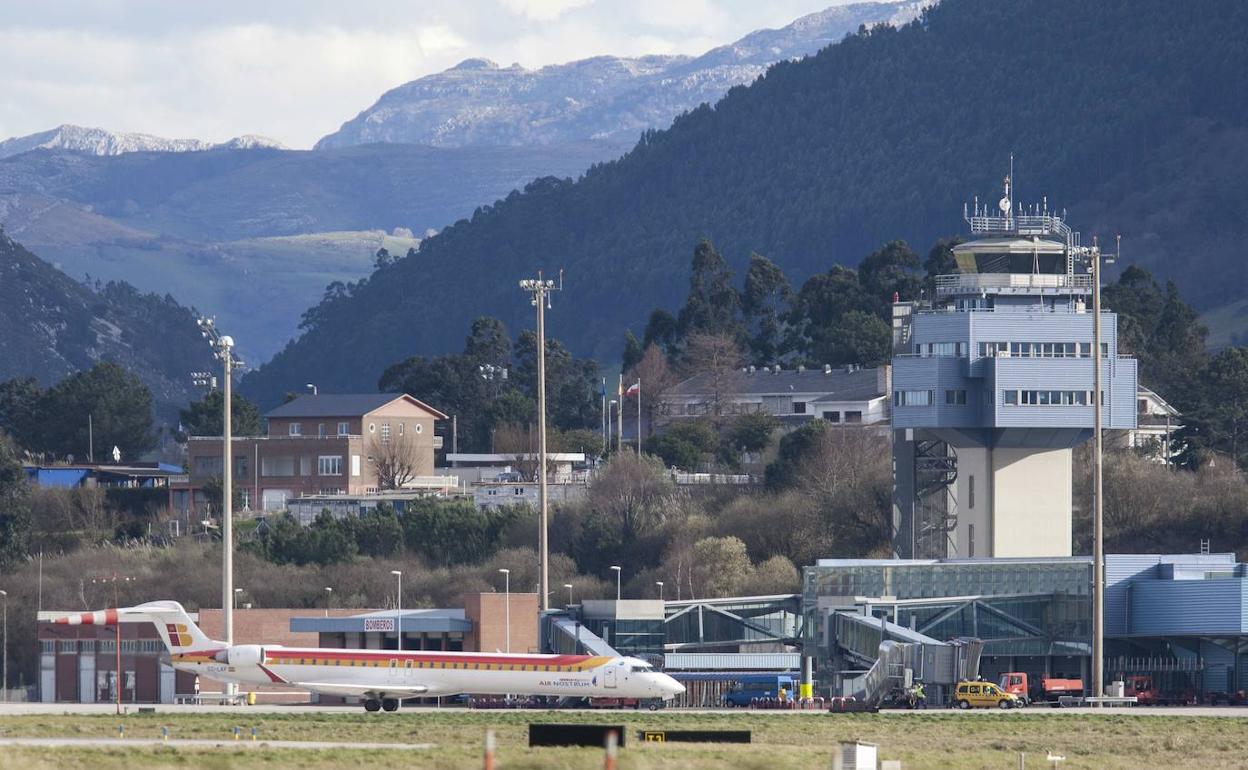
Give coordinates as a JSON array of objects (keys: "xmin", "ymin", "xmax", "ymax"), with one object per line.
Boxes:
[{"xmin": 498, "ymin": 0, "xmax": 595, "ymax": 22}]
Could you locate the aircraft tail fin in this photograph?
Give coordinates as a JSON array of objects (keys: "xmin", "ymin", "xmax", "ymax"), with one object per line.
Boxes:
[{"xmin": 52, "ymin": 601, "xmax": 224, "ymax": 654}]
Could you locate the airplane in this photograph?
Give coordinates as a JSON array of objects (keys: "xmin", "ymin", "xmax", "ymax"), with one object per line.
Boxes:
[{"xmin": 53, "ymin": 601, "xmax": 685, "ymax": 712}]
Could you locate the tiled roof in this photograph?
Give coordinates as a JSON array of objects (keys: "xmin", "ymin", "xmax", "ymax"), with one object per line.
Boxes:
[
  {"xmin": 667, "ymin": 367, "xmax": 883, "ymax": 401},
  {"xmin": 265, "ymin": 393, "xmax": 447, "ymax": 419}
]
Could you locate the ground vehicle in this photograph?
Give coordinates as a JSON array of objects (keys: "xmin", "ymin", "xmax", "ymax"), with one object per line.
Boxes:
[
  {"xmin": 999, "ymin": 672, "xmax": 1083, "ymax": 706},
  {"xmin": 1124, "ymin": 675, "xmax": 1157, "ymax": 705},
  {"xmin": 722, "ymin": 674, "xmax": 796, "ymax": 707},
  {"xmin": 588, "ymin": 696, "xmax": 662, "ymax": 711},
  {"xmin": 954, "ymin": 680, "xmax": 1021, "ymax": 709}
]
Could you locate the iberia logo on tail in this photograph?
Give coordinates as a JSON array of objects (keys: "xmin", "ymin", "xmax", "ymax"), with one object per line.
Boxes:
[{"xmin": 166, "ymin": 623, "xmax": 194, "ymax": 648}]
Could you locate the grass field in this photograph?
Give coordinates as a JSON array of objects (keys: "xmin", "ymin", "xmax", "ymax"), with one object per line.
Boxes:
[{"xmin": 0, "ymin": 710, "xmax": 1243, "ymax": 769}]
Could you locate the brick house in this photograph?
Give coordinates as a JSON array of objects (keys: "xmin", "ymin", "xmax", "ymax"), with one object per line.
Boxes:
[{"xmin": 176, "ymin": 393, "xmax": 446, "ymax": 514}]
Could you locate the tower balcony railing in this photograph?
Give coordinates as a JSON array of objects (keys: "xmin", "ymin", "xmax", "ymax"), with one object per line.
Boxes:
[{"xmin": 934, "ymin": 273, "xmax": 1093, "ymax": 296}]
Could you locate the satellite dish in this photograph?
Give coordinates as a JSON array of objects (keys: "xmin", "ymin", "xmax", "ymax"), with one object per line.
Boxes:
[{"xmin": 998, "ymin": 196, "xmax": 1011, "ymax": 213}]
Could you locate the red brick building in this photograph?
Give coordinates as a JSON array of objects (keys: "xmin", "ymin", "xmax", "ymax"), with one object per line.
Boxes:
[{"xmin": 174, "ymin": 393, "xmax": 446, "ymax": 515}]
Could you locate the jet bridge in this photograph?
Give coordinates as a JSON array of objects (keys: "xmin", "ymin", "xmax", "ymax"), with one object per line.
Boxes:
[{"xmin": 830, "ymin": 611, "xmax": 982, "ymax": 707}]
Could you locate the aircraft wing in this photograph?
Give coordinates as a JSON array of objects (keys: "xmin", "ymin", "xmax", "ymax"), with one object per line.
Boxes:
[{"xmin": 292, "ymin": 681, "xmax": 431, "ymax": 698}]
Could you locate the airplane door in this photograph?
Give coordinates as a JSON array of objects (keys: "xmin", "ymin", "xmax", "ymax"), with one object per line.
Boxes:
[
  {"xmin": 388, "ymin": 659, "xmax": 399, "ymax": 681},
  {"xmin": 605, "ymin": 665, "xmax": 617, "ymax": 689}
]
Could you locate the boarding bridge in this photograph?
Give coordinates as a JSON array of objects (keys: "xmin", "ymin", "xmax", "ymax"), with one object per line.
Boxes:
[
  {"xmin": 830, "ymin": 611, "xmax": 982, "ymax": 706},
  {"xmin": 542, "ymin": 613, "xmax": 621, "ymax": 657}
]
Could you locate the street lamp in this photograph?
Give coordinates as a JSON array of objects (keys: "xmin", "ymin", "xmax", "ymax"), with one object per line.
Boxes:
[
  {"xmin": 610, "ymin": 565, "xmax": 622, "ymax": 601},
  {"xmin": 390, "ymin": 570, "xmax": 403, "ymax": 651},
  {"xmin": 196, "ymin": 314, "xmax": 244, "ymax": 692},
  {"xmin": 0, "ymin": 589, "xmax": 7, "ymax": 703},
  {"xmin": 519, "ymin": 272, "xmax": 561, "ymax": 613},
  {"xmin": 233, "ymin": 588, "xmax": 243, "ymax": 610},
  {"xmin": 498, "ymin": 569, "xmax": 511, "ymax": 654},
  {"xmin": 563, "ymin": 583, "xmax": 574, "ymax": 606},
  {"xmin": 306, "ymin": 383, "xmax": 318, "ymax": 395},
  {"xmin": 324, "ymin": 586, "xmax": 333, "ymax": 617},
  {"xmin": 655, "ymin": 581, "xmax": 664, "ymax": 602}
]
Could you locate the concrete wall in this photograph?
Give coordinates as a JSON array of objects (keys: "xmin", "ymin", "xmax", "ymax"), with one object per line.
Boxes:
[{"xmin": 990, "ymin": 447, "xmax": 1072, "ymax": 557}]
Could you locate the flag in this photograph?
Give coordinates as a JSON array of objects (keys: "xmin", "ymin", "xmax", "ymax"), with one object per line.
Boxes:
[{"xmin": 625, "ymin": 380, "xmax": 640, "ymax": 398}]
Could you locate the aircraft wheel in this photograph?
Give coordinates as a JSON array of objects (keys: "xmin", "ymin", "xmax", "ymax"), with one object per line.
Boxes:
[
  {"xmin": 364, "ymin": 698, "xmax": 381, "ymax": 713},
  {"xmin": 381, "ymin": 698, "xmax": 400, "ymax": 712}
]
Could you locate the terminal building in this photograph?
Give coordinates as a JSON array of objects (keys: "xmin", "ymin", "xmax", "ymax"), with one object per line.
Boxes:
[{"xmin": 890, "ymin": 178, "xmax": 1136, "ymax": 559}]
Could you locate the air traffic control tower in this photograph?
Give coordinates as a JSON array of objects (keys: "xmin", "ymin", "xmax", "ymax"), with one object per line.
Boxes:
[{"xmin": 891, "ymin": 176, "xmax": 1136, "ymax": 559}]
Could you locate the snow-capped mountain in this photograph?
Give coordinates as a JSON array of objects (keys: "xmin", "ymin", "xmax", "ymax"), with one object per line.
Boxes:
[
  {"xmin": 0, "ymin": 124, "xmax": 286, "ymax": 159},
  {"xmin": 315, "ymin": 1, "xmax": 929, "ymax": 150}
]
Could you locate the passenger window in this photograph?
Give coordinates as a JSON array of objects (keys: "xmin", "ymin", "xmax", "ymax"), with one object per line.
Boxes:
[{"xmin": 969, "ymin": 685, "xmax": 982, "ymax": 694}]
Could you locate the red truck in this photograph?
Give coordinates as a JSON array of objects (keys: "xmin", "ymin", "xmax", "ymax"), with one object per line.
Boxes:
[{"xmin": 999, "ymin": 673, "xmax": 1084, "ymax": 706}]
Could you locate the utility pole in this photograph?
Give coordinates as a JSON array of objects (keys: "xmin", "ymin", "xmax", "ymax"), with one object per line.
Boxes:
[
  {"xmin": 519, "ymin": 272, "xmax": 560, "ymax": 612},
  {"xmin": 196, "ymin": 315, "xmax": 243, "ymax": 696}
]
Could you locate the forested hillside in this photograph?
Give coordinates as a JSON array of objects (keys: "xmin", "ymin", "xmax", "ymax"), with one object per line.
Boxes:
[
  {"xmin": 244, "ymin": 0, "xmax": 1248, "ymax": 407},
  {"xmin": 0, "ymin": 228, "xmax": 213, "ymax": 421}
]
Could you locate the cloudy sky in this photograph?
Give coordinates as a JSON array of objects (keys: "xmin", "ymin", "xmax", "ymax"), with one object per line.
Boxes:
[{"xmin": 0, "ymin": 0, "xmax": 867, "ymax": 149}]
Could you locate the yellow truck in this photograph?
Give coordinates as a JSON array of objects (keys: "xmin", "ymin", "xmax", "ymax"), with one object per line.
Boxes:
[{"xmin": 953, "ymin": 680, "xmax": 1021, "ymax": 709}]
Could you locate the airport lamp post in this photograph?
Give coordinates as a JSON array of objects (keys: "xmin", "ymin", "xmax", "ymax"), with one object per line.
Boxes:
[
  {"xmin": 563, "ymin": 583, "xmax": 574, "ymax": 606},
  {"xmin": 611, "ymin": 565, "xmax": 622, "ymax": 601},
  {"xmin": 324, "ymin": 586, "xmax": 333, "ymax": 617},
  {"xmin": 0, "ymin": 589, "xmax": 6, "ymax": 703},
  {"xmin": 391, "ymin": 570, "xmax": 403, "ymax": 651},
  {"xmin": 233, "ymin": 588, "xmax": 243, "ymax": 610},
  {"xmin": 196, "ymin": 314, "xmax": 243, "ymax": 696},
  {"xmin": 1091, "ymin": 239, "xmax": 1115, "ymax": 703},
  {"xmin": 519, "ymin": 273, "xmax": 560, "ymax": 613},
  {"xmin": 655, "ymin": 581, "xmax": 664, "ymax": 602},
  {"xmin": 498, "ymin": 568, "xmax": 511, "ymax": 653}
]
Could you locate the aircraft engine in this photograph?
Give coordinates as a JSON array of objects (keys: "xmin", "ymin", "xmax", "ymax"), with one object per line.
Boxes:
[{"xmin": 213, "ymin": 645, "xmax": 265, "ymax": 666}]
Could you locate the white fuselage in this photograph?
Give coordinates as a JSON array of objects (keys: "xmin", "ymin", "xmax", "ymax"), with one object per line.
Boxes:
[{"xmin": 174, "ymin": 646, "xmax": 683, "ymax": 701}]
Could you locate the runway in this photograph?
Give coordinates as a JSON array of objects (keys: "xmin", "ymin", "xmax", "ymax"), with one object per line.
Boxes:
[{"xmin": 2, "ymin": 702, "xmax": 1248, "ymax": 717}]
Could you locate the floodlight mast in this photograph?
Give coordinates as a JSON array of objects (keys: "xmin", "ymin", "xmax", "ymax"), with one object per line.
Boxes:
[
  {"xmin": 195, "ymin": 314, "xmax": 244, "ymax": 694},
  {"xmin": 518, "ymin": 271, "xmax": 561, "ymax": 613}
]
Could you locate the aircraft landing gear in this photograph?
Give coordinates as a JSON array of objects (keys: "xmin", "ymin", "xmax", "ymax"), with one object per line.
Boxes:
[
  {"xmin": 381, "ymin": 698, "xmax": 400, "ymax": 712},
  {"xmin": 364, "ymin": 698, "xmax": 381, "ymax": 712}
]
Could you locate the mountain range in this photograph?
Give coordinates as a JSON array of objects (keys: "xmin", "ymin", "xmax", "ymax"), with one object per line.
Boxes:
[
  {"xmin": 242, "ymin": 0, "xmax": 1248, "ymax": 408},
  {"xmin": 0, "ymin": 227, "xmax": 214, "ymax": 421},
  {"xmin": 315, "ymin": 2, "xmax": 925, "ymax": 149},
  {"xmin": 0, "ymin": 3, "xmax": 921, "ymax": 365},
  {"xmin": 0, "ymin": 124, "xmax": 285, "ymax": 160}
]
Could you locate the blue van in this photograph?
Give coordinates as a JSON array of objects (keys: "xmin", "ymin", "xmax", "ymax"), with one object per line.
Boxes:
[{"xmin": 722, "ymin": 674, "xmax": 797, "ymax": 707}]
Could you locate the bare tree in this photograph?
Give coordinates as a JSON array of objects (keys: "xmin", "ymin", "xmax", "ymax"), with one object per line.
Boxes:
[
  {"xmin": 682, "ymin": 331, "xmax": 744, "ymax": 421},
  {"xmin": 628, "ymin": 343, "xmax": 680, "ymax": 439},
  {"xmin": 492, "ymin": 422, "xmax": 541, "ymax": 481},
  {"xmin": 369, "ymin": 431, "xmax": 423, "ymax": 489}
]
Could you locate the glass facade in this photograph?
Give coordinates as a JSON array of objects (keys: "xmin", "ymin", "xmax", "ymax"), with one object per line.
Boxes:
[{"xmin": 804, "ymin": 559, "xmax": 1092, "ymax": 659}]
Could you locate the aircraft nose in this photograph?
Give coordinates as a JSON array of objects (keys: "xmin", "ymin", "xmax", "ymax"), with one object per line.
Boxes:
[{"xmin": 660, "ymin": 675, "xmax": 685, "ymax": 697}]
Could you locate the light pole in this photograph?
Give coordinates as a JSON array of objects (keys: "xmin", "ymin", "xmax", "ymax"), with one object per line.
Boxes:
[
  {"xmin": 196, "ymin": 314, "xmax": 243, "ymax": 689},
  {"xmin": 391, "ymin": 570, "xmax": 403, "ymax": 651},
  {"xmin": 233, "ymin": 588, "xmax": 243, "ymax": 610},
  {"xmin": 324, "ymin": 586, "xmax": 333, "ymax": 617},
  {"xmin": 498, "ymin": 568, "xmax": 511, "ymax": 653},
  {"xmin": 563, "ymin": 583, "xmax": 574, "ymax": 606},
  {"xmin": 0, "ymin": 589, "xmax": 7, "ymax": 703},
  {"xmin": 655, "ymin": 581, "xmax": 664, "ymax": 602},
  {"xmin": 1090, "ymin": 237, "xmax": 1116, "ymax": 703},
  {"xmin": 519, "ymin": 272, "xmax": 561, "ymax": 613},
  {"xmin": 306, "ymin": 383, "xmax": 318, "ymax": 395},
  {"xmin": 610, "ymin": 565, "xmax": 622, "ymax": 601}
]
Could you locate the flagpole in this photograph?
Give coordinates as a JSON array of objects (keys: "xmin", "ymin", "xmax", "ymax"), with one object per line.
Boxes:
[
  {"xmin": 601, "ymin": 377, "xmax": 607, "ymax": 459},
  {"xmin": 636, "ymin": 379, "xmax": 642, "ymax": 456},
  {"xmin": 617, "ymin": 374, "xmax": 624, "ymax": 453}
]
